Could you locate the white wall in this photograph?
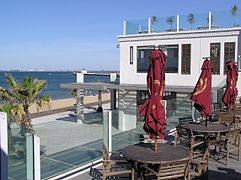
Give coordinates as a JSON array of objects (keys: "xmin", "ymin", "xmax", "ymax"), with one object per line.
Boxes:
[{"xmin": 119, "ymin": 29, "xmax": 241, "ymax": 95}]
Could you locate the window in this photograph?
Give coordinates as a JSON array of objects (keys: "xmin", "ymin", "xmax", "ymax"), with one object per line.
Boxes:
[
  {"xmin": 181, "ymin": 44, "xmax": 191, "ymax": 74},
  {"xmin": 210, "ymin": 43, "xmax": 221, "ymax": 75},
  {"xmin": 137, "ymin": 45, "xmax": 179, "ymax": 73},
  {"xmin": 130, "ymin": 46, "xmax": 133, "ymax": 64},
  {"xmin": 224, "ymin": 42, "xmax": 235, "ymax": 73}
]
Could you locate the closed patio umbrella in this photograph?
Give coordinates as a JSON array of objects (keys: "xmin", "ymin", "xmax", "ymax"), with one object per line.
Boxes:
[
  {"xmin": 222, "ymin": 60, "xmax": 238, "ymax": 111},
  {"xmin": 139, "ymin": 49, "xmax": 166, "ymax": 142},
  {"xmin": 191, "ymin": 58, "xmax": 212, "ymax": 124}
]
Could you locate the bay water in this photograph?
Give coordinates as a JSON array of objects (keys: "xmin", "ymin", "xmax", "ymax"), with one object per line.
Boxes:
[{"xmin": 0, "ymin": 71, "xmax": 113, "ymax": 100}]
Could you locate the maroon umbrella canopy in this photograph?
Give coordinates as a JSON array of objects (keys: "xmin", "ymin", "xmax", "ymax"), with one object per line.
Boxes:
[
  {"xmin": 222, "ymin": 60, "xmax": 238, "ymax": 111},
  {"xmin": 191, "ymin": 59, "xmax": 212, "ymax": 118},
  {"xmin": 139, "ymin": 49, "xmax": 166, "ymax": 140}
]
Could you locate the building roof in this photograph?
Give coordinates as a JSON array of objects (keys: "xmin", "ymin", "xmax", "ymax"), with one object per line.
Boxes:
[{"xmin": 60, "ymin": 82, "xmax": 221, "ymax": 93}]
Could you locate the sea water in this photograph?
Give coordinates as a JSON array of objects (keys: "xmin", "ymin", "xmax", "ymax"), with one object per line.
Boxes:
[{"xmin": 0, "ymin": 71, "xmax": 115, "ymax": 100}]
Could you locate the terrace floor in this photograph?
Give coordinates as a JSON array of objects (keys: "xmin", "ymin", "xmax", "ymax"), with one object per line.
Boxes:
[{"xmin": 70, "ymin": 143, "xmax": 241, "ymax": 180}]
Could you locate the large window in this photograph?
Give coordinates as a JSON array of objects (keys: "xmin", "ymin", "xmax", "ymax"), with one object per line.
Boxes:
[
  {"xmin": 137, "ymin": 45, "xmax": 179, "ymax": 73},
  {"xmin": 181, "ymin": 44, "xmax": 191, "ymax": 74},
  {"xmin": 210, "ymin": 43, "xmax": 221, "ymax": 75},
  {"xmin": 224, "ymin": 42, "xmax": 235, "ymax": 73}
]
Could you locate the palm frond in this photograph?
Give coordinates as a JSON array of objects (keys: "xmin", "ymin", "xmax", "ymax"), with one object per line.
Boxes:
[{"xmin": 5, "ymin": 73, "xmax": 18, "ymax": 88}]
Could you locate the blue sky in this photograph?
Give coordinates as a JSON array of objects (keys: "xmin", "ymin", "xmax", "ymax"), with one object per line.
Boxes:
[{"xmin": 0, "ymin": 0, "xmax": 241, "ymax": 71}]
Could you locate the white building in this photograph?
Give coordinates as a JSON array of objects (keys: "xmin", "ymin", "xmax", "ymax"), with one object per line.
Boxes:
[{"xmin": 62, "ymin": 11, "xmax": 241, "ymax": 131}]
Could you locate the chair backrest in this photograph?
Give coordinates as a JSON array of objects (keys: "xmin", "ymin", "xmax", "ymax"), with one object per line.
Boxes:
[
  {"xmin": 176, "ymin": 126, "xmax": 193, "ymax": 147},
  {"xmin": 219, "ymin": 115, "xmax": 235, "ymax": 128},
  {"xmin": 178, "ymin": 117, "xmax": 193, "ymax": 125},
  {"xmin": 186, "ymin": 148, "xmax": 209, "ymax": 178},
  {"xmin": 227, "ymin": 128, "xmax": 241, "ymax": 145},
  {"xmin": 157, "ymin": 159, "xmax": 189, "ymax": 179},
  {"xmin": 213, "ymin": 102, "xmax": 222, "ymax": 111}
]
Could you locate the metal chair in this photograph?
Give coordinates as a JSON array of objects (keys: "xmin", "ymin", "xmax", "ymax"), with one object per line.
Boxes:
[{"xmin": 102, "ymin": 144, "xmax": 134, "ymax": 180}]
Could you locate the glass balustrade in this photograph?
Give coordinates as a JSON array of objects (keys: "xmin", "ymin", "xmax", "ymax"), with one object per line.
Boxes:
[
  {"xmin": 125, "ymin": 10, "xmax": 241, "ymax": 35},
  {"xmin": 6, "ymin": 93, "xmax": 194, "ymax": 179}
]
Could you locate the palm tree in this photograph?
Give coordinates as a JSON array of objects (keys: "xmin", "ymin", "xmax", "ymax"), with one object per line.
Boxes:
[
  {"xmin": 36, "ymin": 95, "xmax": 52, "ymax": 112},
  {"xmin": 0, "ymin": 103, "xmax": 24, "ymax": 152},
  {"xmin": 231, "ymin": 4, "xmax": 239, "ymax": 27},
  {"xmin": 187, "ymin": 13, "xmax": 195, "ymax": 30},
  {"xmin": 166, "ymin": 16, "xmax": 175, "ymax": 31},
  {"xmin": 0, "ymin": 73, "xmax": 46, "ymax": 133}
]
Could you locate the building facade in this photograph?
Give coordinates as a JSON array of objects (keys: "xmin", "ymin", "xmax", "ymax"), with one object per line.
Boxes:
[{"xmin": 119, "ymin": 28, "xmax": 241, "ymax": 93}]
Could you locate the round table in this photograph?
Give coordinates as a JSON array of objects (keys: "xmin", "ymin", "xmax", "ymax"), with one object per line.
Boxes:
[
  {"xmin": 212, "ymin": 110, "xmax": 241, "ymax": 116},
  {"xmin": 121, "ymin": 143, "xmax": 189, "ymax": 164},
  {"xmin": 182, "ymin": 123, "xmax": 230, "ymax": 134}
]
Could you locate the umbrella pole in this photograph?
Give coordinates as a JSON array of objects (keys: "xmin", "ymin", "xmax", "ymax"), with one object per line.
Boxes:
[{"xmin": 154, "ymin": 139, "xmax": 158, "ymax": 152}]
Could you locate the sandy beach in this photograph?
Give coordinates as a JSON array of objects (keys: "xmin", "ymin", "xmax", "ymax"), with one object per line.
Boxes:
[{"xmin": 29, "ymin": 93, "xmax": 110, "ymax": 114}]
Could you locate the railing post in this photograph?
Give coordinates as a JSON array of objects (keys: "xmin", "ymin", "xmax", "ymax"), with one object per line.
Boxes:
[
  {"xmin": 103, "ymin": 111, "xmax": 112, "ymax": 152},
  {"xmin": 34, "ymin": 135, "xmax": 41, "ymax": 180},
  {"xmin": 123, "ymin": 18, "xmax": 126, "ymax": 35},
  {"xmin": 0, "ymin": 112, "xmax": 8, "ymax": 180},
  {"xmin": 209, "ymin": 11, "xmax": 212, "ymax": 30},
  {"xmin": 26, "ymin": 133, "xmax": 41, "ymax": 180},
  {"xmin": 177, "ymin": 15, "xmax": 180, "ymax": 32},
  {"xmin": 148, "ymin": 17, "xmax": 151, "ymax": 34}
]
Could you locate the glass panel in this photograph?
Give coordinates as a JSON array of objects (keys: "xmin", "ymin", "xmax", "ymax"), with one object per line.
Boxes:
[
  {"xmin": 137, "ymin": 45, "xmax": 179, "ymax": 73},
  {"xmin": 212, "ymin": 10, "xmax": 241, "ymax": 29},
  {"xmin": 103, "ymin": 111, "xmax": 109, "ymax": 151},
  {"xmin": 34, "ymin": 111, "xmax": 103, "ymax": 179},
  {"xmin": 182, "ymin": 44, "xmax": 191, "ymax": 74},
  {"xmin": 110, "ymin": 110, "xmax": 143, "ymax": 151},
  {"xmin": 179, "ymin": 12, "xmax": 209, "ymax": 31},
  {"xmin": 151, "ymin": 16, "xmax": 177, "ymax": 33},
  {"xmin": 8, "ymin": 123, "xmax": 28, "ymax": 180},
  {"xmin": 210, "ymin": 43, "xmax": 221, "ymax": 75},
  {"xmin": 125, "ymin": 10, "xmax": 241, "ymax": 35},
  {"xmin": 26, "ymin": 133, "xmax": 34, "ymax": 180},
  {"xmin": 126, "ymin": 18, "xmax": 148, "ymax": 35}
]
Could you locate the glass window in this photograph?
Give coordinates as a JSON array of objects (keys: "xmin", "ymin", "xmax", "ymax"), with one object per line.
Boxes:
[
  {"xmin": 210, "ymin": 43, "xmax": 221, "ymax": 75},
  {"xmin": 181, "ymin": 44, "xmax": 191, "ymax": 74},
  {"xmin": 224, "ymin": 42, "xmax": 235, "ymax": 73},
  {"xmin": 137, "ymin": 45, "xmax": 179, "ymax": 73},
  {"xmin": 130, "ymin": 46, "xmax": 133, "ymax": 65}
]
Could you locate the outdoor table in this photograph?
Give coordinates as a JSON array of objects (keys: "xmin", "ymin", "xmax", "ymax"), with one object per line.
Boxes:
[
  {"xmin": 182, "ymin": 123, "xmax": 230, "ymax": 154},
  {"xmin": 121, "ymin": 143, "xmax": 189, "ymax": 178},
  {"xmin": 182, "ymin": 123, "xmax": 230, "ymax": 134},
  {"xmin": 212, "ymin": 110, "xmax": 241, "ymax": 116}
]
